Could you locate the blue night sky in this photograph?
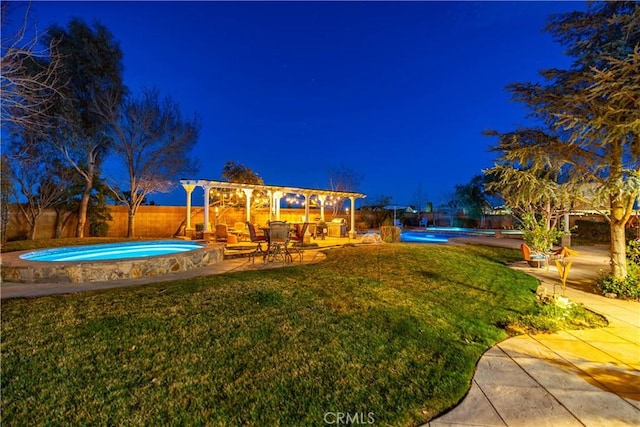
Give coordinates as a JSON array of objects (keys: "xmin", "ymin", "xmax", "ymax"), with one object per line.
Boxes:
[{"xmin": 25, "ymin": 1, "xmax": 585, "ymax": 207}]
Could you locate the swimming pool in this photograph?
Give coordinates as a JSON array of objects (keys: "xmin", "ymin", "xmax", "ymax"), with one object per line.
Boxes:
[
  {"xmin": 4, "ymin": 240, "xmax": 224, "ymax": 283},
  {"xmin": 19, "ymin": 240, "xmax": 205, "ymax": 262},
  {"xmin": 400, "ymin": 227, "xmax": 521, "ymax": 243}
]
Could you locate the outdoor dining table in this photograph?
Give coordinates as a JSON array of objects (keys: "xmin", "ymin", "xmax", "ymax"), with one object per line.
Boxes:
[{"xmin": 260, "ymin": 225, "xmax": 293, "ymax": 263}]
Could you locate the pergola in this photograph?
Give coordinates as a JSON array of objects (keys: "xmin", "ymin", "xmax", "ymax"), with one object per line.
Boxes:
[{"xmin": 180, "ymin": 179, "xmax": 367, "ymax": 238}]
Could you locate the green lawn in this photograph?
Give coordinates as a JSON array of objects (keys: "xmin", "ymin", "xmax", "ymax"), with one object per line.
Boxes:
[{"xmin": 0, "ymin": 244, "xmax": 580, "ymax": 425}]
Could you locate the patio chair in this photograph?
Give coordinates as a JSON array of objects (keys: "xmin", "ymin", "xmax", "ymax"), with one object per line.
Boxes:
[
  {"xmin": 289, "ymin": 222, "xmax": 309, "ymax": 261},
  {"xmin": 215, "ymin": 224, "xmax": 228, "ymax": 242},
  {"xmin": 520, "ymin": 243, "xmax": 548, "ymax": 269},
  {"xmin": 246, "ymin": 222, "xmax": 267, "ymax": 261}
]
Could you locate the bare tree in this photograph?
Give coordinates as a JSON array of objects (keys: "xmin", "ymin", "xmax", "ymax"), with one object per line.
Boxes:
[
  {"xmin": 0, "ymin": 2, "xmax": 64, "ymax": 129},
  {"xmin": 8, "ymin": 136, "xmax": 73, "ymax": 240},
  {"xmin": 108, "ymin": 88, "xmax": 200, "ymax": 237},
  {"xmin": 411, "ymin": 184, "xmax": 428, "ymax": 213},
  {"xmin": 1, "ymin": 154, "xmax": 13, "ymax": 246},
  {"xmin": 327, "ymin": 164, "xmax": 363, "ymax": 215}
]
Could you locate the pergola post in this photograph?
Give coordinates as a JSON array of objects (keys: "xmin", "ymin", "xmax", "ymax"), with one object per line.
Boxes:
[
  {"xmin": 265, "ymin": 190, "xmax": 273, "ymax": 222},
  {"xmin": 273, "ymin": 191, "xmax": 283, "ymax": 220},
  {"xmin": 317, "ymin": 195, "xmax": 326, "ymax": 222},
  {"xmin": 203, "ymin": 183, "xmax": 211, "ymax": 232},
  {"xmin": 181, "ymin": 182, "xmax": 196, "ymax": 231},
  {"xmin": 303, "ymin": 192, "xmax": 311, "ymax": 223},
  {"xmin": 349, "ymin": 196, "xmax": 357, "ymax": 239},
  {"xmin": 243, "ymin": 188, "xmax": 253, "ymax": 223}
]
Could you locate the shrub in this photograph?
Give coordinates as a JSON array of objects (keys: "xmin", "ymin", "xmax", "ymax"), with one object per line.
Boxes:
[
  {"xmin": 596, "ymin": 239, "xmax": 640, "ymax": 300},
  {"xmin": 380, "ymin": 226, "xmax": 401, "ymax": 243},
  {"xmin": 597, "ymin": 268, "xmax": 640, "ymax": 300},
  {"xmin": 89, "ymin": 221, "xmax": 109, "ymax": 237},
  {"xmin": 503, "ymin": 297, "xmax": 608, "ymax": 334},
  {"xmin": 626, "ymin": 239, "xmax": 640, "ymax": 264},
  {"xmin": 381, "ymin": 216, "xmax": 394, "ymax": 227}
]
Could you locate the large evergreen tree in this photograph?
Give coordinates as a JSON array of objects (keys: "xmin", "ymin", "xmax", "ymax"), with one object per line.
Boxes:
[
  {"xmin": 216, "ymin": 161, "xmax": 265, "ymax": 209},
  {"xmin": 221, "ymin": 161, "xmax": 264, "ymax": 185},
  {"xmin": 43, "ymin": 18, "xmax": 126, "ymax": 237},
  {"xmin": 486, "ymin": 2, "xmax": 639, "ymax": 278}
]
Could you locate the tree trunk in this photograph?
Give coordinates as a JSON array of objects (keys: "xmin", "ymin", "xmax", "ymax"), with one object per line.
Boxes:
[
  {"xmin": 28, "ymin": 222, "xmax": 37, "ymax": 240},
  {"xmin": 54, "ymin": 209, "xmax": 64, "ymax": 238},
  {"xmin": 127, "ymin": 209, "xmax": 135, "ymax": 238},
  {"xmin": 76, "ymin": 168, "xmax": 94, "ymax": 238},
  {"xmin": 76, "ymin": 189, "xmax": 90, "ymax": 238},
  {"xmin": 610, "ymin": 216, "xmax": 628, "ymax": 280}
]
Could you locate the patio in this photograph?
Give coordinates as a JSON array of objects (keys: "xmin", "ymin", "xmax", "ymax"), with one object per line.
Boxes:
[
  {"xmin": 0, "ymin": 234, "xmax": 361, "ymax": 299},
  {"xmin": 179, "ymin": 179, "xmax": 366, "ymax": 240}
]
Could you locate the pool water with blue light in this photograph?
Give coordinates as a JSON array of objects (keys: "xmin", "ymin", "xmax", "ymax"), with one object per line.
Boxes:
[
  {"xmin": 19, "ymin": 240, "xmax": 205, "ymax": 262},
  {"xmin": 400, "ymin": 232, "xmax": 459, "ymax": 243},
  {"xmin": 400, "ymin": 227, "xmax": 516, "ymax": 243}
]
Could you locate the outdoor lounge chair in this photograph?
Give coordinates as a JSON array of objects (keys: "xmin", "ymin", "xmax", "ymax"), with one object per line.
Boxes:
[{"xmin": 520, "ymin": 243, "xmax": 548, "ymax": 268}]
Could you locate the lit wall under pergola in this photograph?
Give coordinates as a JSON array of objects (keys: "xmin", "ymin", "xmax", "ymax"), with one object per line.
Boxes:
[{"xmin": 180, "ymin": 179, "xmax": 366, "ymax": 238}]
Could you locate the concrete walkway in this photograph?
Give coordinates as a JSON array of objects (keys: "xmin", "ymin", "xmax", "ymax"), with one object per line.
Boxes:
[{"xmin": 428, "ymin": 239, "xmax": 640, "ymax": 427}]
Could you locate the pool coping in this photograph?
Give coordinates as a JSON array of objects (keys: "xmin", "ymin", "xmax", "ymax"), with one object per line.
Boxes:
[{"xmin": 1, "ymin": 241, "xmax": 225, "ymax": 283}]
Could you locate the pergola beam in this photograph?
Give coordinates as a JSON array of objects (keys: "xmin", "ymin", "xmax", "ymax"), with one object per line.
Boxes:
[
  {"xmin": 180, "ymin": 179, "xmax": 366, "ymax": 235},
  {"xmin": 181, "ymin": 179, "xmax": 366, "ymax": 200}
]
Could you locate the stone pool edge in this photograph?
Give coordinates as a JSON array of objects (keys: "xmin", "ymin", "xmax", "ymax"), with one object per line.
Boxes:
[{"xmin": 1, "ymin": 243, "xmax": 225, "ymax": 284}]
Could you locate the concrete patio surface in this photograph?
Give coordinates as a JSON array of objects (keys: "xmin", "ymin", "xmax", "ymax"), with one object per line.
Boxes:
[
  {"xmin": 428, "ymin": 238, "xmax": 640, "ymax": 427},
  {"xmin": 0, "ymin": 248, "xmax": 331, "ymax": 299},
  {"xmin": 0, "ymin": 236, "xmax": 357, "ymax": 299},
  {"xmin": 2, "ymin": 234, "xmax": 639, "ymax": 426}
]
